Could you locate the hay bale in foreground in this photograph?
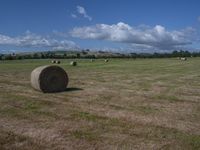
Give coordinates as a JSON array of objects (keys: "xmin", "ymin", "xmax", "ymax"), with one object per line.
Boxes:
[
  {"xmin": 31, "ymin": 65, "xmax": 68, "ymax": 93},
  {"xmin": 105, "ymin": 59, "xmax": 109, "ymax": 62},
  {"xmin": 70, "ymin": 61, "xmax": 77, "ymax": 66}
]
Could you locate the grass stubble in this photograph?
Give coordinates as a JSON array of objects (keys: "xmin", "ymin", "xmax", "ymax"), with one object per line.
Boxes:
[{"xmin": 0, "ymin": 58, "xmax": 200, "ymax": 149}]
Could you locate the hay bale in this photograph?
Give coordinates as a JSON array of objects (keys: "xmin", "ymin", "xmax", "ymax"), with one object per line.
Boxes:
[
  {"xmin": 105, "ymin": 59, "xmax": 109, "ymax": 62},
  {"xmin": 70, "ymin": 61, "xmax": 77, "ymax": 66},
  {"xmin": 180, "ymin": 57, "xmax": 187, "ymax": 61},
  {"xmin": 51, "ymin": 60, "xmax": 56, "ymax": 64},
  {"xmin": 56, "ymin": 60, "xmax": 60, "ymax": 64},
  {"xmin": 90, "ymin": 59, "xmax": 94, "ymax": 62},
  {"xmin": 31, "ymin": 65, "xmax": 68, "ymax": 93}
]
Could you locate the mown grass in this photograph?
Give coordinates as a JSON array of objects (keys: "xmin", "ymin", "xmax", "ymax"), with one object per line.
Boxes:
[
  {"xmin": 0, "ymin": 129, "xmax": 46, "ymax": 150},
  {"xmin": 0, "ymin": 58, "xmax": 200, "ymax": 149}
]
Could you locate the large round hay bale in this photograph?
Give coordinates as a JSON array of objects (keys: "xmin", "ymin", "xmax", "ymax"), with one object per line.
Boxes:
[
  {"xmin": 105, "ymin": 59, "xmax": 109, "ymax": 62},
  {"xmin": 70, "ymin": 61, "xmax": 77, "ymax": 66},
  {"xmin": 31, "ymin": 65, "xmax": 68, "ymax": 93}
]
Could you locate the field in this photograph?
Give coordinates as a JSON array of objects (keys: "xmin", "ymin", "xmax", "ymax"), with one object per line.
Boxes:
[{"xmin": 0, "ymin": 58, "xmax": 200, "ymax": 150}]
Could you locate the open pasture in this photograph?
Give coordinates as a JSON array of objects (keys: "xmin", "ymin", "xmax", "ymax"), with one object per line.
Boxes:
[{"xmin": 0, "ymin": 58, "xmax": 200, "ymax": 149}]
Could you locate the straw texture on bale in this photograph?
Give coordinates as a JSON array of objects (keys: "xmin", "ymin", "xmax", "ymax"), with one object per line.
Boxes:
[
  {"xmin": 31, "ymin": 65, "xmax": 68, "ymax": 93},
  {"xmin": 70, "ymin": 61, "xmax": 77, "ymax": 66}
]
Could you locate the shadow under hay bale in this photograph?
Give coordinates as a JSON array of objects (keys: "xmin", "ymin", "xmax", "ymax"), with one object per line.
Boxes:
[
  {"xmin": 70, "ymin": 61, "xmax": 77, "ymax": 66},
  {"xmin": 65, "ymin": 87, "xmax": 83, "ymax": 92},
  {"xmin": 31, "ymin": 65, "xmax": 68, "ymax": 93}
]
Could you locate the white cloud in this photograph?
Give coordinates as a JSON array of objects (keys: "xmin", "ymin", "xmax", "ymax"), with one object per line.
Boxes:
[
  {"xmin": 0, "ymin": 34, "xmax": 19, "ymax": 45},
  {"xmin": 0, "ymin": 31, "xmax": 78, "ymax": 50},
  {"xmin": 71, "ymin": 22, "xmax": 194, "ymax": 50},
  {"xmin": 76, "ymin": 5, "xmax": 92, "ymax": 21},
  {"xmin": 71, "ymin": 13, "xmax": 77, "ymax": 18}
]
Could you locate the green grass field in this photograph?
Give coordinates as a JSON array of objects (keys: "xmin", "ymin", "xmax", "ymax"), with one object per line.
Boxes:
[{"xmin": 0, "ymin": 58, "xmax": 200, "ymax": 150}]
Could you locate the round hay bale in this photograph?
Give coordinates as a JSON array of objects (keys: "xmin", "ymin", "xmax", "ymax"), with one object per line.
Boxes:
[
  {"xmin": 70, "ymin": 61, "xmax": 77, "ymax": 66},
  {"xmin": 90, "ymin": 59, "xmax": 94, "ymax": 62},
  {"xmin": 51, "ymin": 60, "xmax": 56, "ymax": 64},
  {"xmin": 56, "ymin": 60, "xmax": 60, "ymax": 64},
  {"xmin": 31, "ymin": 65, "xmax": 68, "ymax": 93},
  {"xmin": 105, "ymin": 59, "xmax": 109, "ymax": 62},
  {"xmin": 180, "ymin": 57, "xmax": 187, "ymax": 61}
]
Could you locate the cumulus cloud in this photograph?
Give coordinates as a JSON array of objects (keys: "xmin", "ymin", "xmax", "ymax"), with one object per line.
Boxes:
[
  {"xmin": 0, "ymin": 31, "xmax": 78, "ymax": 50},
  {"xmin": 71, "ymin": 22, "xmax": 194, "ymax": 51},
  {"xmin": 76, "ymin": 5, "xmax": 92, "ymax": 21}
]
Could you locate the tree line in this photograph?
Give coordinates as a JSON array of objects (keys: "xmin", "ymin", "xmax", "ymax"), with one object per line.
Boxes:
[{"xmin": 0, "ymin": 50, "xmax": 200, "ymax": 60}]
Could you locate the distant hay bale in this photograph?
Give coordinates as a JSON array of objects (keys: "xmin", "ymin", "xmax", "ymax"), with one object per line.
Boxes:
[
  {"xmin": 180, "ymin": 57, "xmax": 187, "ymax": 61},
  {"xmin": 90, "ymin": 59, "xmax": 94, "ymax": 62},
  {"xmin": 70, "ymin": 61, "xmax": 77, "ymax": 66},
  {"xmin": 51, "ymin": 60, "xmax": 56, "ymax": 64},
  {"xmin": 56, "ymin": 60, "xmax": 61, "ymax": 64},
  {"xmin": 105, "ymin": 59, "xmax": 109, "ymax": 62},
  {"xmin": 31, "ymin": 65, "xmax": 68, "ymax": 93}
]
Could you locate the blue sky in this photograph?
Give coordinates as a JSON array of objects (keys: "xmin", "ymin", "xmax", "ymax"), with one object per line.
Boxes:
[{"xmin": 0, "ymin": 0, "xmax": 200, "ymax": 53}]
